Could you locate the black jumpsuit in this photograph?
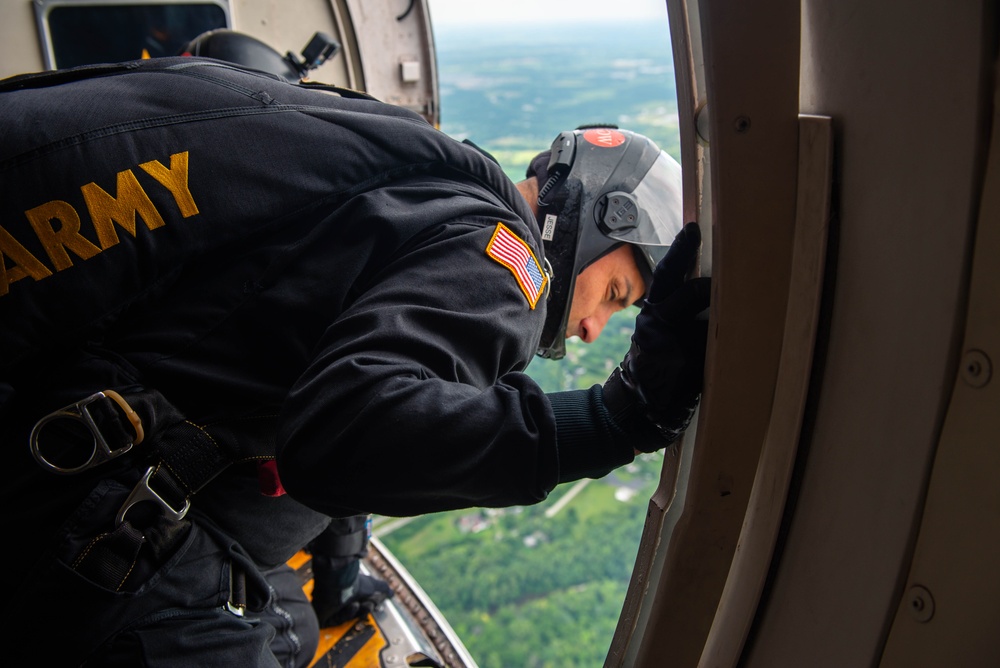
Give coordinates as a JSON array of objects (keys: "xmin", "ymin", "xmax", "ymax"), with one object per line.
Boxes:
[{"xmin": 0, "ymin": 58, "xmax": 635, "ymax": 665}]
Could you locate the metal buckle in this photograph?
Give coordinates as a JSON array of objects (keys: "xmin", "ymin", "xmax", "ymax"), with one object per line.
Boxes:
[
  {"xmin": 116, "ymin": 465, "xmax": 191, "ymax": 527},
  {"xmin": 225, "ymin": 601, "xmax": 246, "ymax": 617},
  {"xmin": 542, "ymin": 257, "xmax": 554, "ymax": 300},
  {"xmin": 30, "ymin": 390, "xmax": 143, "ymax": 475}
]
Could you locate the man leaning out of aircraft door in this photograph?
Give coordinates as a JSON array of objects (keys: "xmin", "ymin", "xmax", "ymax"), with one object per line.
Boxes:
[{"xmin": 0, "ymin": 47, "xmax": 709, "ymax": 667}]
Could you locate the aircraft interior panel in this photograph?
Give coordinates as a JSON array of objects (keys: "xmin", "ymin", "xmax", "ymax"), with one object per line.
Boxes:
[
  {"xmin": 610, "ymin": 0, "xmax": 999, "ymax": 666},
  {"xmin": 740, "ymin": 2, "xmax": 995, "ymax": 666},
  {"xmin": 342, "ymin": 0, "xmax": 439, "ymax": 126},
  {"xmin": 0, "ymin": 1, "xmax": 44, "ymax": 75}
]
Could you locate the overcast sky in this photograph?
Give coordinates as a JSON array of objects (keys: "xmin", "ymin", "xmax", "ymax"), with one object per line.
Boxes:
[{"xmin": 426, "ymin": 0, "xmax": 669, "ymax": 27}]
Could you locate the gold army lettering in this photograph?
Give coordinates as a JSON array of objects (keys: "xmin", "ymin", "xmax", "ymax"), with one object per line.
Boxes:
[{"xmin": 0, "ymin": 151, "xmax": 199, "ymax": 296}]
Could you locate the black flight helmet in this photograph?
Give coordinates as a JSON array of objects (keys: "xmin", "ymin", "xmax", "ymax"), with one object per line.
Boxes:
[
  {"xmin": 180, "ymin": 29, "xmax": 339, "ymax": 82},
  {"xmin": 528, "ymin": 126, "xmax": 683, "ymax": 359}
]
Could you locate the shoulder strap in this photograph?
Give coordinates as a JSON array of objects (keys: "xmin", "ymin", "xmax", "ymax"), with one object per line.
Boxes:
[{"xmin": 0, "ymin": 61, "xmax": 141, "ymax": 94}]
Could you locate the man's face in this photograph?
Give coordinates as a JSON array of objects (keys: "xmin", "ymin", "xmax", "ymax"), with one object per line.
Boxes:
[{"xmin": 565, "ymin": 245, "xmax": 645, "ymax": 343}]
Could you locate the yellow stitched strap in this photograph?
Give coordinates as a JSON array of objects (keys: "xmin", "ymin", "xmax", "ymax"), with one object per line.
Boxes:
[{"xmin": 103, "ymin": 389, "xmax": 145, "ymax": 445}]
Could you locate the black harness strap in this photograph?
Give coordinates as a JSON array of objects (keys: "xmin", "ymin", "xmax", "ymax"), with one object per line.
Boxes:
[
  {"xmin": 100, "ymin": 390, "xmax": 240, "ymax": 530},
  {"xmin": 72, "ymin": 522, "xmax": 146, "ymax": 592},
  {"xmin": 154, "ymin": 420, "xmax": 232, "ymax": 496}
]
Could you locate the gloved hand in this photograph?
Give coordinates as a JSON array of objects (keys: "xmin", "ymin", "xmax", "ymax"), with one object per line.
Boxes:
[
  {"xmin": 602, "ymin": 222, "xmax": 711, "ymax": 450},
  {"xmin": 310, "ymin": 555, "xmax": 393, "ymax": 627}
]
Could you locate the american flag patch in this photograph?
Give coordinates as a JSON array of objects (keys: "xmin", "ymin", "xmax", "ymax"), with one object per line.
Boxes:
[{"xmin": 486, "ymin": 222, "xmax": 548, "ymax": 309}]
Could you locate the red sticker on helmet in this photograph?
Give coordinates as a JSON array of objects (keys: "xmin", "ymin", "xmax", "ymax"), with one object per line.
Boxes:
[{"xmin": 582, "ymin": 128, "xmax": 626, "ymax": 148}]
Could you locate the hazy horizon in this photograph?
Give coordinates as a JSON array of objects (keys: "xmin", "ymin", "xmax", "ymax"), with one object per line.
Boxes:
[{"xmin": 427, "ymin": 0, "xmax": 669, "ymax": 28}]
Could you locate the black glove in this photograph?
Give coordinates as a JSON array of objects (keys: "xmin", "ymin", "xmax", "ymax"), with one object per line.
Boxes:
[
  {"xmin": 311, "ymin": 555, "xmax": 393, "ymax": 627},
  {"xmin": 602, "ymin": 222, "xmax": 711, "ymax": 450}
]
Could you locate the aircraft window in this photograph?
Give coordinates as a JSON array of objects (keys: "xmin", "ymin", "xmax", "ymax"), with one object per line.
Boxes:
[{"xmin": 34, "ymin": 1, "xmax": 230, "ymax": 70}]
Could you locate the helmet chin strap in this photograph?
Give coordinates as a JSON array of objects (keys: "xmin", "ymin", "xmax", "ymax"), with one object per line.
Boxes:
[
  {"xmin": 528, "ymin": 158, "xmax": 579, "ymax": 359},
  {"xmin": 535, "ymin": 234, "xmax": 573, "ymax": 360},
  {"xmin": 533, "ymin": 194, "xmax": 578, "ymax": 360},
  {"xmin": 533, "ymin": 257, "xmax": 559, "ymax": 358}
]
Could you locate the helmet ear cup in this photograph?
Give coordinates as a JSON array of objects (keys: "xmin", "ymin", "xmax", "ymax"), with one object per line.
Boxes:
[{"xmin": 598, "ymin": 191, "xmax": 640, "ymax": 235}]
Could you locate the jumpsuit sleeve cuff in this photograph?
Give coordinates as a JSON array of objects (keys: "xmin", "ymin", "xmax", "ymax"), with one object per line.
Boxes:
[{"xmin": 547, "ymin": 386, "xmax": 637, "ymax": 484}]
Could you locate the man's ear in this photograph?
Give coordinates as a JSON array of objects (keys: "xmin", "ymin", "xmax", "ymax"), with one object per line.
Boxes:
[{"xmin": 514, "ymin": 177, "xmax": 540, "ymax": 216}]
